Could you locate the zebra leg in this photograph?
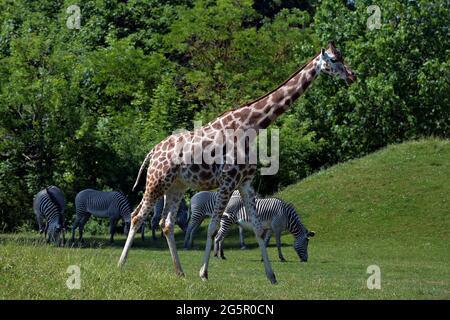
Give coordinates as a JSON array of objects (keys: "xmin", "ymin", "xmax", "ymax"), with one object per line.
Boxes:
[
  {"xmin": 36, "ymin": 212, "xmax": 45, "ymax": 234},
  {"xmin": 78, "ymin": 214, "xmax": 91, "ymax": 242},
  {"xmin": 161, "ymin": 186, "xmax": 187, "ymax": 277},
  {"xmin": 214, "ymin": 217, "xmax": 231, "ymax": 260},
  {"xmin": 239, "ymin": 181, "xmax": 277, "ymax": 285},
  {"xmin": 141, "ymin": 220, "xmax": 145, "ymax": 242},
  {"xmin": 213, "ymin": 237, "xmax": 219, "ymax": 257},
  {"xmin": 275, "ymin": 232, "xmax": 286, "ymax": 262},
  {"xmin": 152, "ymin": 197, "xmax": 164, "ymax": 241},
  {"xmin": 151, "ymin": 215, "xmax": 158, "ymax": 241},
  {"xmin": 72, "ymin": 211, "xmax": 84, "ymax": 243},
  {"xmin": 219, "ymin": 238, "xmax": 226, "ymax": 259},
  {"xmin": 184, "ymin": 217, "xmax": 202, "ymax": 249},
  {"xmin": 61, "ymin": 228, "xmax": 66, "ymax": 247},
  {"xmin": 213, "ymin": 233, "xmax": 225, "ymax": 258},
  {"xmin": 71, "ymin": 217, "xmax": 80, "ymax": 243},
  {"xmin": 109, "ymin": 218, "xmax": 118, "ymax": 243},
  {"xmin": 199, "ymin": 187, "xmax": 234, "ymax": 281},
  {"xmin": 183, "ymin": 224, "xmax": 193, "ymax": 249},
  {"xmin": 239, "ymin": 226, "xmax": 247, "ymax": 249},
  {"xmin": 213, "ymin": 238, "xmax": 224, "ymax": 258},
  {"xmin": 44, "ymin": 222, "xmax": 49, "ymax": 243},
  {"xmin": 151, "ymin": 226, "xmax": 156, "ymax": 241}
]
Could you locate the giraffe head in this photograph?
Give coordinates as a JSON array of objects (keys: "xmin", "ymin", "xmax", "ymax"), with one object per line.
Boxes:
[{"xmin": 319, "ymin": 41, "xmax": 356, "ymax": 84}]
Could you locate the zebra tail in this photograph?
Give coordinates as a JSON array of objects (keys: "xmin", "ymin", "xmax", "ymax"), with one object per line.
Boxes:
[{"xmin": 132, "ymin": 149, "xmax": 154, "ymax": 192}]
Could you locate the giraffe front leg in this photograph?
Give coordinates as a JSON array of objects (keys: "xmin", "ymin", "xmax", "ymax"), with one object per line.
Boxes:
[
  {"xmin": 239, "ymin": 181, "xmax": 277, "ymax": 285},
  {"xmin": 260, "ymin": 229, "xmax": 272, "ymax": 262},
  {"xmin": 199, "ymin": 214, "xmax": 221, "ymax": 280},
  {"xmin": 161, "ymin": 187, "xmax": 187, "ymax": 277},
  {"xmin": 199, "ymin": 187, "xmax": 234, "ymax": 281}
]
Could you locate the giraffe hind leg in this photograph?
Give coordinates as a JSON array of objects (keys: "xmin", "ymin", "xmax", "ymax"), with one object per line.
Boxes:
[{"xmin": 118, "ymin": 190, "xmax": 163, "ymax": 267}]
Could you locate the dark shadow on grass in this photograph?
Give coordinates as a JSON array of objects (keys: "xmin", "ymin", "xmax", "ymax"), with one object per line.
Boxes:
[{"xmin": 0, "ymin": 224, "xmax": 295, "ymax": 252}]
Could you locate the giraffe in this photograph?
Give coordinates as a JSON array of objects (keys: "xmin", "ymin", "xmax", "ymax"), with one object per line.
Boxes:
[{"xmin": 118, "ymin": 41, "xmax": 356, "ymax": 284}]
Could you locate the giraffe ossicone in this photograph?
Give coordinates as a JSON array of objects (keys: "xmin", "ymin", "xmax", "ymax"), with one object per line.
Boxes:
[{"xmin": 118, "ymin": 41, "xmax": 356, "ymax": 284}]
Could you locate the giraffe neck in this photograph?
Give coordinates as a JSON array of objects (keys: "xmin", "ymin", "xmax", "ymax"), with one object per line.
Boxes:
[
  {"xmin": 207, "ymin": 53, "xmax": 321, "ymax": 132},
  {"xmin": 246, "ymin": 53, "xmax": 321, "ymax": 130}
]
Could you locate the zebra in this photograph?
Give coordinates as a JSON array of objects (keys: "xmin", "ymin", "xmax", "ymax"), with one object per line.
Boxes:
[
  {"xmin": 183, "ymin": 191, "xmax": 246, "ymax": 250},
  {"xmin": 214, "ymin": 195, "xmax": 315, "ymax": 262},
  {"xmin": 72, "ymin": 189, "xmax": 131, "ymax": 243},
  {"xmin": 146, "ymin": 196, "xmax": 189, "ymax": 241},
  {"xmin": 33, "ymin": 186, "xmax": 66, "ymax": 245}
]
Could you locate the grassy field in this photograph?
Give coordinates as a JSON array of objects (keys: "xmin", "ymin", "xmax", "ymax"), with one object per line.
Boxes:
[{"xmin": 1, "ymin": 138, "xmax": 449, "ymax": 299}]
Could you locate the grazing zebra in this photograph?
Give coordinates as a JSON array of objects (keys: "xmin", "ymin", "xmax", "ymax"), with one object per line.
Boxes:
[
  {"xmin": 214, "ymin": 196, "xmax": 315, "ymax": 262},
  {"xmin": 183, "ymin": 191, "xmax": 246, "ymax": 250},
  {"xmin": 72, "ymin": 189, "xmax": 131, "ymax": 243},
  {"xmin": 33, "ymin": 186, "xmax": 66, "ymax": 245}
]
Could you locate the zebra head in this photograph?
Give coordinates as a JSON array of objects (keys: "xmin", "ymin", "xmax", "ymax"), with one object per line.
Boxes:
[
  {"xmin": 293, "ymin": 231, "xmax": 315, "ymax": 262},
  {"xmin": 123, "ymin": 213, "xmax": 131, "ymax": 235},
  {"xmin": 46, "ymin": 220, "xmax": 63, "ymax": 245}
]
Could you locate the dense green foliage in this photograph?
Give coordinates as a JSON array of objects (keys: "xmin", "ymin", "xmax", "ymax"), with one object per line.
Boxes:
[
  {"xmin": 0, "ymin": 0, "xmax": 449, "ymax": 231},
  {"xmin": 1, "ymin": 139, "xmax": 449, "ymax": 299}
]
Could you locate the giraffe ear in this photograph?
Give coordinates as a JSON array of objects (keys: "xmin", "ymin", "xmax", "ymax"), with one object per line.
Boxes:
[{"xmin": 321, "ymin": 48, "xmax": 326, "ymax": 57}]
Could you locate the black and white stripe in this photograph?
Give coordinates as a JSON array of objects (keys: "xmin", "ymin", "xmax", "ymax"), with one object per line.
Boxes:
[
  {"xmin": 33, "ymin": 186, "xmax": 66, "ymax": 244},
  {"xmin": 183, "ymin": 191, "xmax": 244, "ymax": 249},
  {"xmin": 214, "ymin": 196, "xmax": 315, "ymax": 262},
  {"xmin": 72, "ymin": 189, "xmax": 131, "ymax": 243}
]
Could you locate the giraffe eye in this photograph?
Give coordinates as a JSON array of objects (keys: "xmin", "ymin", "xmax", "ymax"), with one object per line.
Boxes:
[{"xmin": 330, "ymin": 58, "xmax": 337, "ymax": 63}]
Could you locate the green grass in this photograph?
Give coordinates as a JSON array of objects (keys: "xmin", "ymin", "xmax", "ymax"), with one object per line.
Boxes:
[{"xmin": 1, "ymin": 138, "xmax": 449, "ymax": 299}]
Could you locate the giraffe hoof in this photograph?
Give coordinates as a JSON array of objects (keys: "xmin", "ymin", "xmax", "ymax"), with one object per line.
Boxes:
[
  {"xmin": 199, "ymin": 268, "xmax": 208, "ymax": 281},
  {"xmin": 177, "ymin": 271, "xmax": 185, "ymax": 277},
  {"xmin": 268, "ymin": 273, "xmax": 277, "ymax": 285}
]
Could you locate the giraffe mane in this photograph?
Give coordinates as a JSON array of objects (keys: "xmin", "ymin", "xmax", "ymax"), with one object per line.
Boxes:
[{"xmin": 211, "ymin": 52, "xmax": 321, "ymax": 121}]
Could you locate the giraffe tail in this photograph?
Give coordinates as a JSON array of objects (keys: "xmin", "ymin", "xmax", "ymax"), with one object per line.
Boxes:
[{"xmin": 132, "ymin": 149, "xmax": 154, "ymax": 192}]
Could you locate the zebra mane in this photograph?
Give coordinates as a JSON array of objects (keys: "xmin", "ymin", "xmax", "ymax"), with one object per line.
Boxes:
[{"xmin": 282, "ymin": 201, "xmax": 308, "ymax": 238}]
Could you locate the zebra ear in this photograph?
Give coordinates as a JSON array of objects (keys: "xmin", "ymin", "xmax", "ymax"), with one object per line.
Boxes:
[{"xmin": 307, "ymin": 231, "xmax": 316, "ymax": 239}]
